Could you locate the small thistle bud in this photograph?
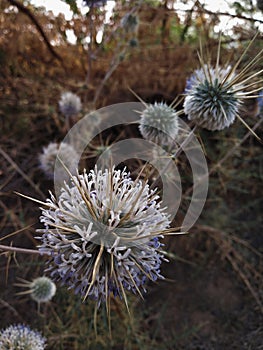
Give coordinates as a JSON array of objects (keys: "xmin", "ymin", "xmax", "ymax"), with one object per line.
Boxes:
[
  {"xmin": 139, "ymin": 102, "xmax": 179, "ymax": 146},
  {"xmin": 257, "ymin": 0, "xmax": 263, "ymax": 11},
  {"xmin": 0, "ymin": 324, "xmax": 46, "ymax": 350},
  {"xmin": 59, "ymin": 91, "xmax": 82, "ymax": 118},
  {"xmin": 121, "ymin": 13, "xmax": 139, "ymax": 33},
  {"xmin": 37, "ymin": 166, "xmax": 170, "ymax": 307},
  {"xmin": 39, "ymin": 142, "xmax": 78, "ymax": 180},
  {"xmin": 30, "ymin": 277, "xmax": 56, "ymax": 303}
]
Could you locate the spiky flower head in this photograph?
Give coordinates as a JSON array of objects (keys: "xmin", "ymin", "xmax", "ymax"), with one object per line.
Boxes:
[
  {"xmin": 37, "ymin": 166, "xmax": 170, "ymax": 306},
  {"xmin": 0, "ymin": 324, "xmax": 46, "ymax": 350},
  {"xmin": 39, "ymin": 142, "xmax": 78, "ymax": 180},
  {"xmin": 139, "ymin": 102, "xmax": 179, "ymax": 146},
  {"xmin": 58, "ymin": 92, "xmax": 82, "ymax": 118},
  {"xmin": 121, "ymin": 13, "xmax": 139, "ymax": 33},
  {"xmin": 184, "ymin": 36, "xmax": 263, "ymax": 131},
  {"xmin": 29, "ymin": 277, "xmax": 56, "ymax": 303},
  {"xmin": 184, "ymin": 65, "xmax": 241, "ymax": 130}
]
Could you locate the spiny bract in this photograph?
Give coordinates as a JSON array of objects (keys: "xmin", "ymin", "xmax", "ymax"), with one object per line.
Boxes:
[
  {"xmin": 37, "ymin": 167, "xmax": 170, "ymax": 306},
  {"xmin": 139, "ymin": 102, "xmax": 179, "ymax": 146},
  {"xmin": 0, "ymin": 324, "xmax": 46, "ymax": 350},
  {"xmin": 184, "ymin": 65, "xmax": 241, "ymax": 130}
]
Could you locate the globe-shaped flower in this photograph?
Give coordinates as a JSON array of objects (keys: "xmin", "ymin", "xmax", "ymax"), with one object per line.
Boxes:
[
  {"xmin": 139, "ymin": 102, "xmax": 179, "ymax": 146},
  {"xmin": 184, "ymin": 65, "xmax": 241, "ymax": 130},
  {"xmin": 83, "ymin": 0, "xmax": 107, "ymax": 8},
  {"xmin": 37, "ymin": 167, "xmax": 170, "ymax": 307},
  {"xmin": 58, "ymin": 92, "xmax": 82, "ymax": 118},
  {"xmin": 39, "ymin": 142, "xmax": 78, "ymax": 180},
  {"xmin": 0, "ymin": 324, "xmax": 46, "ymax": 350},
  {"xmin": 30, "ymin": 277, "xmax": 56, "ymax": 303}
]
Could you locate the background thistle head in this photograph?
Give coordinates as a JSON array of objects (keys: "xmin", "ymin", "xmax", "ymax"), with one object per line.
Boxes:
[
  {"xmin": 59, "ymin": 91, "xmax": 82, "ymax": 119},
  {"xmin": 139, "ymin": 102, "xmax": 179, "ymax": 146},
  {"xmin": 39, "ymin": 142, "xmax": 78, "ymax": 180},
  {"xmin": 0, "ymin": 324, "xmax": 46, "ymax": 350}
]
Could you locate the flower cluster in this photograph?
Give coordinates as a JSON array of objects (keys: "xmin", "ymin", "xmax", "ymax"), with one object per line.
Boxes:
[
  {"xmin": 0, "ymin": 324, "xmax": 46, "ymax": 350},
  {"xmin": 58, "ymin": 92, "xmax": 82, "ymax": 118},
  {"xmin": 39, "ymin": 142, "xmax": 78, "ymax": 180},
  {"xmin": 184, "ymin": 65, "xmax": 241, "ymax": 130},
  {"xmin": 139, "ymin": 102, "xmax": 179, "ymax": 146},
  {"xmin": 37, "ymin": 167, "xmax": 170, "ymax": 306}
]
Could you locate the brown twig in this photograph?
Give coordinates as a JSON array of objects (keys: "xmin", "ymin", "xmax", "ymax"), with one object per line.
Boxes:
[
  {"xmin": 0, "ymin": 146, "xmax": 46, "ymax": 200},
  {"xmin": 7, "ymin": 0, "xmax": 63, "ymax": 62}
]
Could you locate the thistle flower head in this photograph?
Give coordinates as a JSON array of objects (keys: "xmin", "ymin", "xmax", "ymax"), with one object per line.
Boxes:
[
  {"xmin": 59, "ymin": 92, "xmax": 82, "ymax": 118},
  {"xmin": 184, "ymin": 36, "xmax": 263, "ymax": 131},
  {"xmin": 139, "ymin": 102, "xmax": 179, "ymax": 146},
  {"xmin": 0, "ymin": 324, "xmax": 46, "ymax": 350},
  {"xmin": 39, "ymin": 142, "xmax": 78, "ymax": 180},
  {"xmin": 184, "ymin": 65, "xmax": 240, "ymax": 130},
  {"xmin": 29, "ymin": 276, "xmax": 56, "ymax": 303},
  {"xmin": 37, "ymin": 166, "xmax": 170, "ymax": 307}
]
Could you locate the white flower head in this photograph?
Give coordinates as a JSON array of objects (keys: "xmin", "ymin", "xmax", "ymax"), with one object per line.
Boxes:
[
  {"xmin": 59, "ymin": 91, "xmax": 82, "ymax": 118},
  {"xmin": 184, "ymin": 36, "xmax": 263, "ymax": 131},
  {"xmin": 37, "ymin": 166, "xmax": 170, "ymax": 307},
  {"xmin": 139, "ymin": 102, "xmax": 179, "ymax": 146},
  {"xmin": 0, "ymin": 324, "xmax": 46, "ymax": 350},
  {"xmin": 39, "ymin": 142, "xmax": 78, "ymax": 180},
  {"xmin": 29, "ymin": 276, "xmax": 56, "ymax": 303}
]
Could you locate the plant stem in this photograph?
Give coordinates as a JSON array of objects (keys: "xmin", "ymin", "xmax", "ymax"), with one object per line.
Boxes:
[{"xmin": 0, "ymin": 244, "xmax": 43, "ymax": 255}]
